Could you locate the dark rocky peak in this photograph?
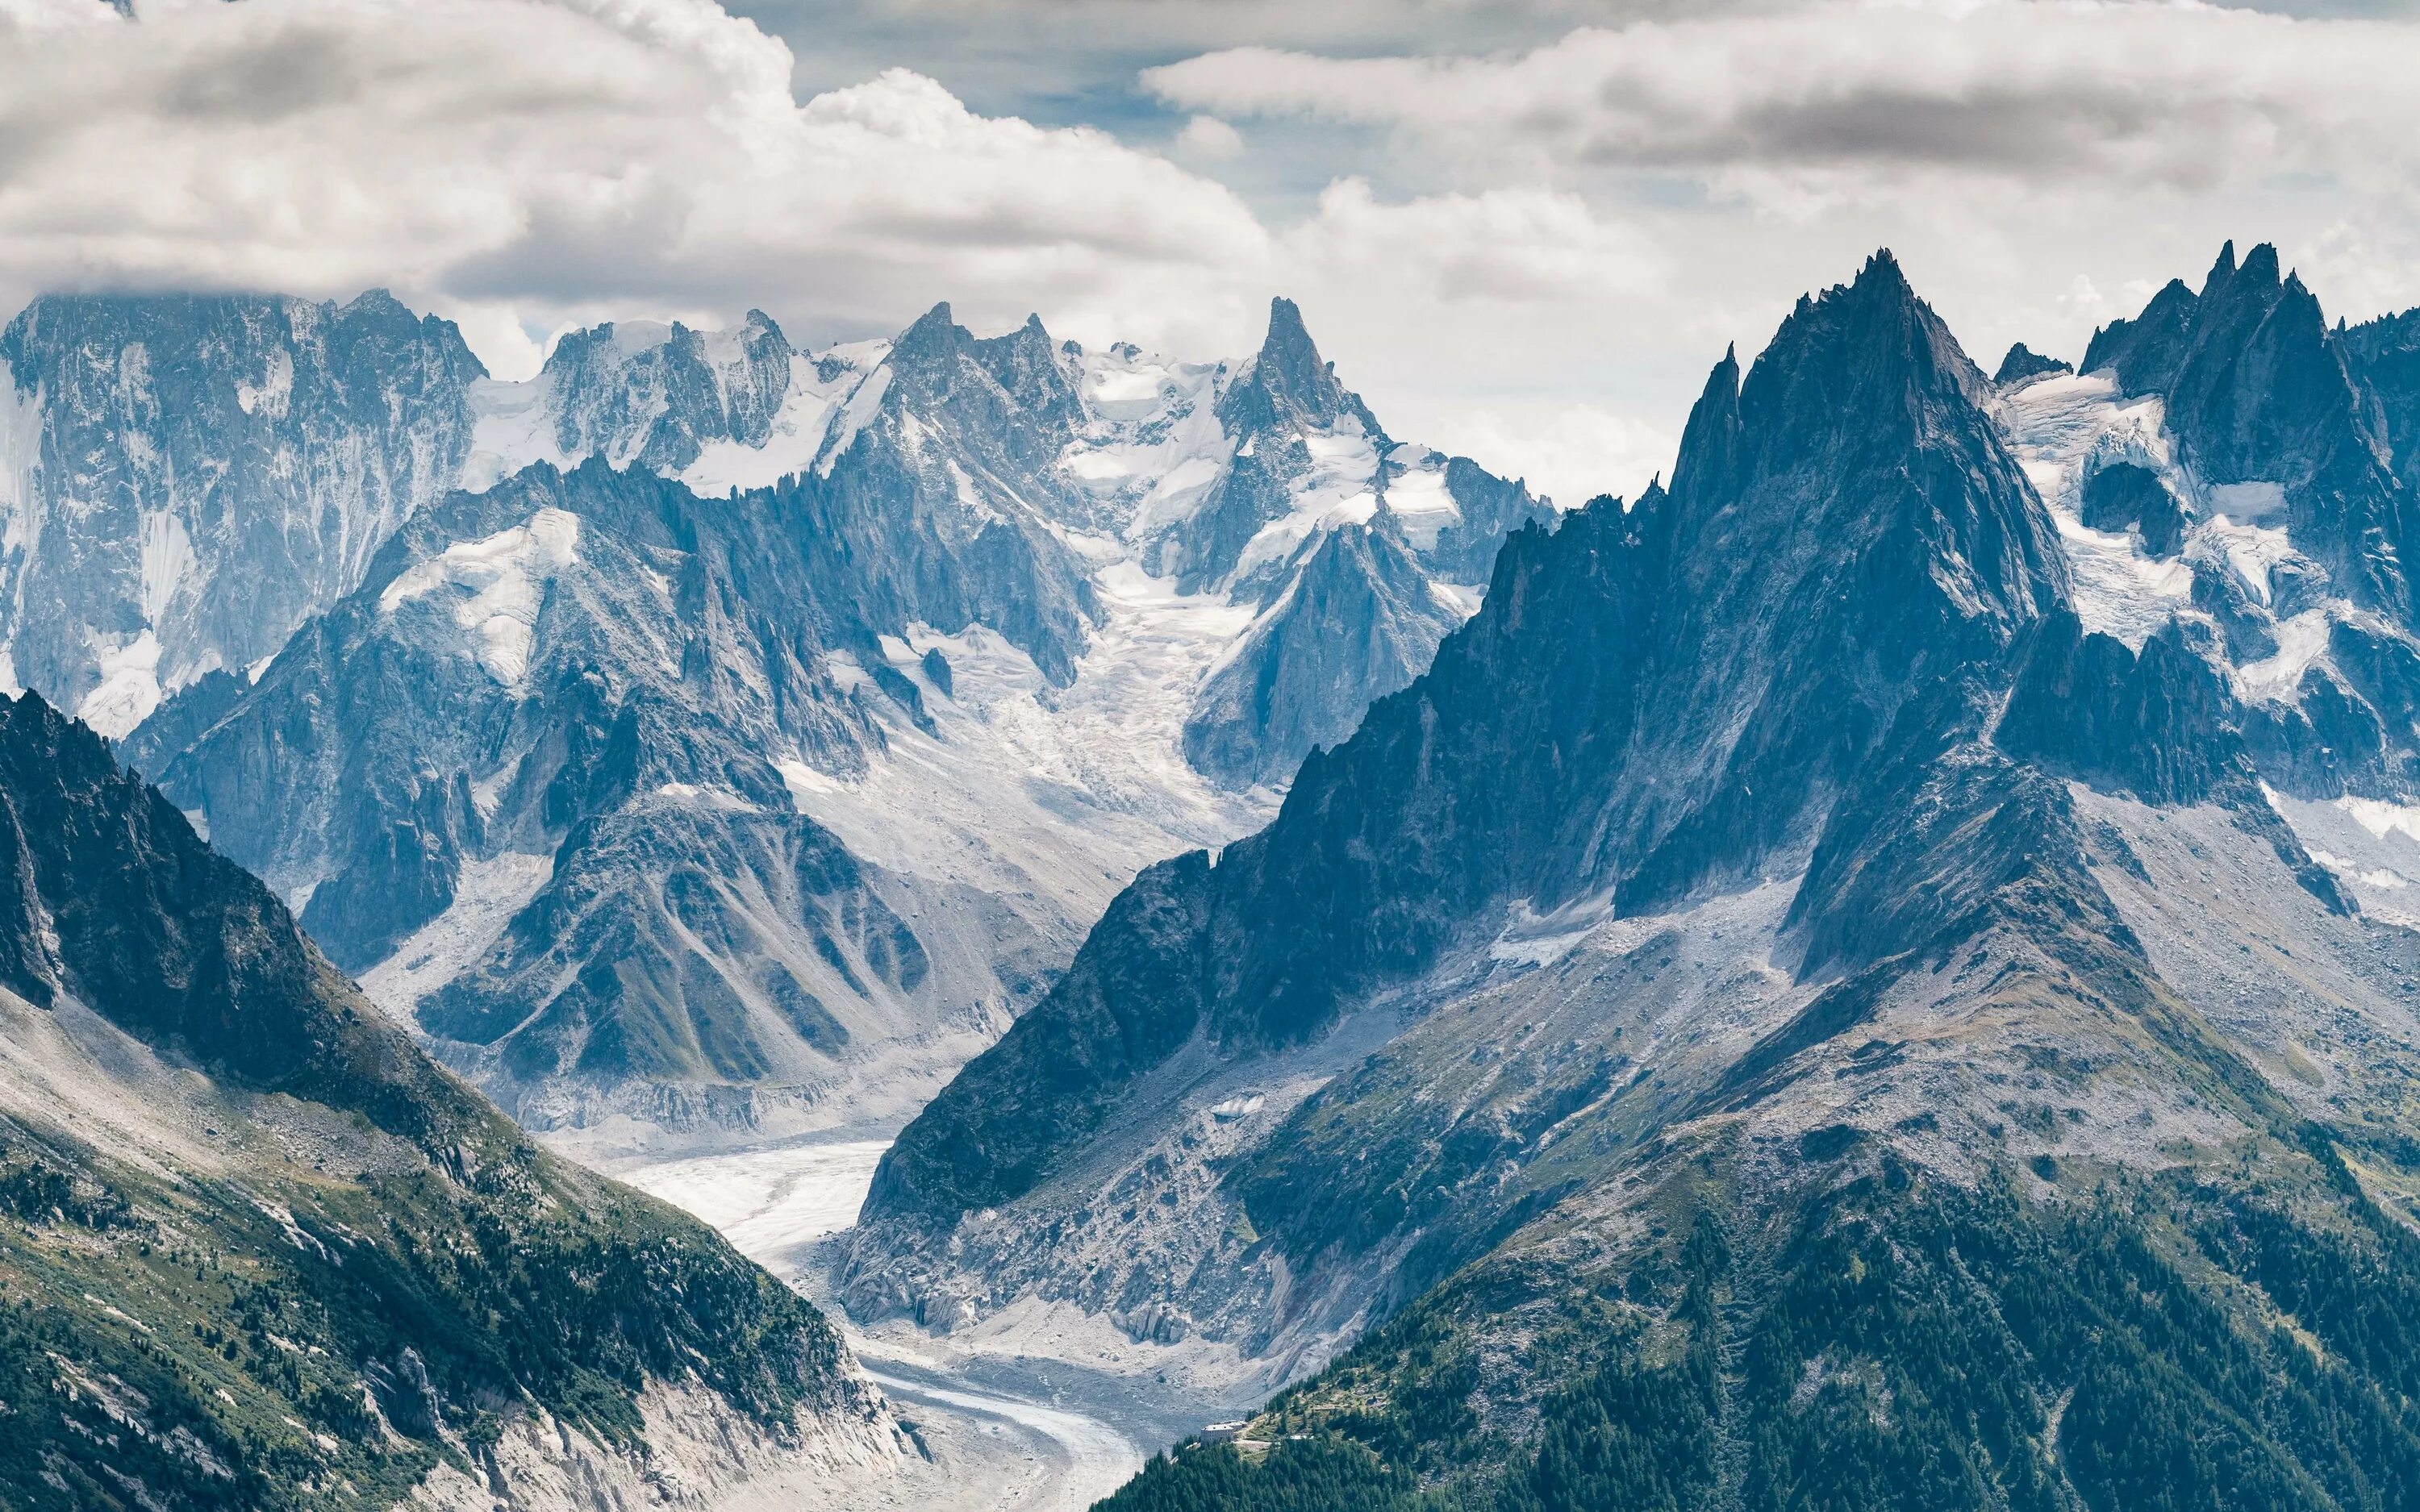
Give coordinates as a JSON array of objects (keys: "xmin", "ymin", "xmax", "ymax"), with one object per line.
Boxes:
[
  {"xmin": 2344, "ymin": 305, "xmax": 2420, "ymax": 366},
  {"xmin": 878, "ymin": 301, "xmax": 1083, "ymax": 450},
  {"xmin": 1734, "ymin": 250, "xmax": 1992, "ymax": 449},
  {"xmin": 1667, "ymin": 342, "xmax": 1742, "ymax": 506},
  {"xmin": 2086, "ymin": 240, "xmax": 2318, "ymax": 399},
  {"xmin": 2078, "ymin": 239, "xmax": 2290, "ymax": 387},
  {"xmin": 1675, "ymin": 251, "xmax": 2004, "ymax": 527},
  {"xmin": 1215, "ymin": 295, "xmax": 1385, "ymax": 444},
  {"xmin": 2082, "ymin": 277, "xmax": 2198, "ymax": 381},
  {"xmin": 340, "ymin": 285, "xmax": 418, "ymax": 325},
  {"xmin": 544, "ymin": 310, "xmax": 797, "ymax": 471},
  {"xmin": 1993, "ymin": 342, "xmax": 2072, "ymax": 385},
  {"xmin": 1667, "ymin": 248, "xmax": 2059, "ymax": 656},
  {"xmin": 887, "ymin": 299, "xmax": 960, "ymax": 364},
  {"xmin": 1141, "ymin": 298, "xmax": 1396, "ymax": 592}
]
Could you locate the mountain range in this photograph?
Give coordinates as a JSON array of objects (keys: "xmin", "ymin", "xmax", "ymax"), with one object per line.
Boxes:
[
  {"xmin": 844, "ymin": 247, "xmax": 2420, "ymax": 1510},
  {"xmin": 0, "ymin": 287, "xmax": 1550, "ymax": 1152},
  {"xmin": 12, "ymin": 234, "xmax": 2420, "ymax": 1512}
]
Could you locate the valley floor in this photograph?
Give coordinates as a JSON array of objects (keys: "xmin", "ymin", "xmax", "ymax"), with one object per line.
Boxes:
[{"xmin": 610, "ymin": 1133, "xmax": 1207, "ymax": 1511}]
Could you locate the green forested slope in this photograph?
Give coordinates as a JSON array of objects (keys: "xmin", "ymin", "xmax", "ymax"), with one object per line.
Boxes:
[{"xmin": 0, "ymin": 690, "xmax": 877, "ymax": 1509}]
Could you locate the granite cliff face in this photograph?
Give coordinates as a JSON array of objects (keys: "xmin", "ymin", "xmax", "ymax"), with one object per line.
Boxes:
[
  {"xmin": 0, "ymin": 692, "xmax": 903, "ymax": 1510},
  {"xmin": 1182, "ymin": 514, "xmax": 1467, "ymax": 789},
  {"xmin": 0, "ymin": 292, "xmax": 483, "ymax": 733},
  {"xmin": 848, "ymin": 252, "xmax": 2420, "ymax": 1512}
]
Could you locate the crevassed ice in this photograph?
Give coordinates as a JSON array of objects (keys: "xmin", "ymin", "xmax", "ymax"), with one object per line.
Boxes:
[
  {"xmin": 379, "ymin": 508, "xmax": 580, "ymax": 686},
  {"xmin": 1996, "ymin": 371, "xmax": 2193, "ymax": 650},
  {"xmin": 2201, "ymin": 512, "xmax": 2296, "ymax": 606},
  {"xmin": 1062, "ymin": 347, "xmax": 1231, "ymax": 539}
]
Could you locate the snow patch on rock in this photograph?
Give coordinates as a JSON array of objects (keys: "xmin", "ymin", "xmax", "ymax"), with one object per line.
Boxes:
[
  {"xmin": 378, "ymin": 509, "xmax": 580, "ymax": 686},
  {"xmin": 77, "ymin": 630, "xmax": 162, "ymax": 739}
]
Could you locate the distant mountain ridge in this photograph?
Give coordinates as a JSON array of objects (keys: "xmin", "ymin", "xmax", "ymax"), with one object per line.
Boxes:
[{"xmin": 83, "ymin": 287, "xmax": 1549, "ymax": 1150}]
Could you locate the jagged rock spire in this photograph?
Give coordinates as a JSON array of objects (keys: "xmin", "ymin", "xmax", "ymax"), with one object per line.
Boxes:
[{"xmin": 1216, "ymin": 295, "xmax": 1385, "ymax": 442}]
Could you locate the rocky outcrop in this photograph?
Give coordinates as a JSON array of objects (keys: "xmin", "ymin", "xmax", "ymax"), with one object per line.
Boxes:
[
  {"xmin": 1992, "ymin": 340, "xmax": 2071, "ymax": 385},
  {"xmin": 2078, "ymin": 460, "xmax": 2188, "ymax": 556}
]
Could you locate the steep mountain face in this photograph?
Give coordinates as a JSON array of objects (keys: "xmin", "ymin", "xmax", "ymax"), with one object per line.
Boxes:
[
  {"xmin": 537, "ymin": 311, "xmax": 795, "ymax": 475},
  {"xmin": 0, "ymin": 292, "xmax": 482, "ymax": 734},
  {"xmin": 803, "ymin": 300, "xmax": 1103, "ymax": 684},
  {"xmin": 0, "ymin": 691, "xmax": 903, "ymax": 1510},
  {"xmin": 2342, "ymin": 304, "xmax": 2420, "ymax": 494},
  {"xmin": 845, "ymin": 248, "xmax": 2420, "ymax": 1512},
  {"xmin": 1182, "ymin": 515, "xmax": 1466, "ymax": 789},
  {"xmin": 122, "ymin": 292, "xmax": 1547, "ymax": 1150},
  {"xmin": 1150, "ymin": 297, "xmax": 1391, "ymax": 594},
  {"xmin": 2024, "ymin": 245, "xmax": 2420, "ymax": 818}
]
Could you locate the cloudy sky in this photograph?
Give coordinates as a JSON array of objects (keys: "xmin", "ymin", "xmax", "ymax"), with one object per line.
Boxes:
[{"xmin": 4, "ymin": 0, "xmax": 2418, "ymax": 504}]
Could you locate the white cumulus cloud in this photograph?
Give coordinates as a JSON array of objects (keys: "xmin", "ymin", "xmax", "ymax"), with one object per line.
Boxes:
[
  {"xmin": 0, "ymin": 0, "xmax": 1276, "ymax": 367},
  {"xmin": 1144, "ymin": 1, "xmax": 2420, "ymax": 201}
]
